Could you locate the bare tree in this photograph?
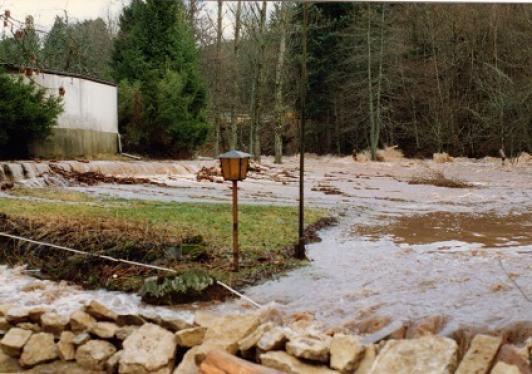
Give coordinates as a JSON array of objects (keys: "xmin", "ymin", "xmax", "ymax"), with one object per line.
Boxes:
[
  {"xmin": 214, "ymin": 0, "xmax": 223, "ymax": 156},
  {"xmin": 367, "ymin": 4, "xmax": 386, "ymax": 161},
  {"xmin": 250, "ymin": 1, "xmax": 267, "ymax": 162},
  {"xmin": 274, "ymin": 2, "xmax": 288, "ymax": 164},
  {"xmin": 229, "ymin": 1, "xmax": 242, "ymax": 149}
]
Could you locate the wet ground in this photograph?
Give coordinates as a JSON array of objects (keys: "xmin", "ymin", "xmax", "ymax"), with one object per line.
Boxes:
[{"xmin": 1, "ymin": 155, "xmax": 531, "ymax": 334}]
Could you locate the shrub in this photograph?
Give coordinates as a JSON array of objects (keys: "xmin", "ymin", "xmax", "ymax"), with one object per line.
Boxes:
[{"xmin": 0, "ymin": 71, "xmax": 63, "ymax": 158}]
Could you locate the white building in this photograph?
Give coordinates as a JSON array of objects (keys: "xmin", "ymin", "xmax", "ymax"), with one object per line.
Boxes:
[{"xmin": 4, "ymin": 64, "xmax": 119, "ymax": 158}]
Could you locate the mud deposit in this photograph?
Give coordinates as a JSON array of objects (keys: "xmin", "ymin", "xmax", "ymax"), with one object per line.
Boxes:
[
  {"xmin": 355, "ymin": 211, "xmax": 532, "ymax": 248},
  {"xmin": 0, "ymin": 155, "xmax": 531, "ymax": 335}
]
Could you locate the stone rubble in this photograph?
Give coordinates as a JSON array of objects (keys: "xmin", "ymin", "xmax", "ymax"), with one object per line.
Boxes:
[
  {"xmin": 330, "ymin": 334, "xmax": 365, "ymax": 373},
  {"xmin": 0, "ymin": 300, "xmax": 529, "ymax": 373},
  {"xmin": 455, "ymin": 334, "xmax": 502, "ymax": 374},
  {"xmin": 75, "ymin": 339, "xmax": 117, "ymax": 370},
  {"xmin": 40, "ymin": 311, "xmax": 69, "ymax": 335},
  {"xmin": 0, "ymin": 327, "xmax": 32, "ymax": 357},
  {"xmin": 57, "ymin": 331, "xmax": 76, "ymax": 361},
  {"xmin": 120, "ymin": 323, "xmax": 176, "ymax": 373},
  {"xmin": 19, "ymin": 332, "xmax": 58, "ymax": 367}
]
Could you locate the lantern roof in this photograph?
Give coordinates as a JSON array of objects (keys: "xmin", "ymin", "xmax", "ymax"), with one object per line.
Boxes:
[{"xmin": 218, "ymin": 150, "xmax": 252, "ymax": 159}]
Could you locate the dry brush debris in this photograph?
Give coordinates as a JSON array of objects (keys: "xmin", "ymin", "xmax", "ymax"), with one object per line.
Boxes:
[{"xmin": 409, "ymin": 171, "xmax": 473, "ymax": 189}]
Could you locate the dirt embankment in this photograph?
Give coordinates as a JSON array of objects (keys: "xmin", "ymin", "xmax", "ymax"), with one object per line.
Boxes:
[{"xmin": 0, "ymin": 213, "xmax": 335, "ymax": 304}]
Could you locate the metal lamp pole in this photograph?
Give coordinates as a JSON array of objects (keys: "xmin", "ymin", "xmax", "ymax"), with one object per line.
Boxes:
[
  {"xmin": 232, "ymin": 179, "xmax": 239, "ymax": 271},
  {"xmin": 219, "ymin": 150, "xmax": 251, "ymax": 272},
  {"xmin": 296, "ymin": 2, "xmax": 308, "ymax": 260}
]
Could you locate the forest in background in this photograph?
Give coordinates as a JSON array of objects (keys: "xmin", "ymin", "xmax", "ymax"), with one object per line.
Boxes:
[{"xmin": 0, "ymin": 1, "xmax": 531, "ymax": 160}]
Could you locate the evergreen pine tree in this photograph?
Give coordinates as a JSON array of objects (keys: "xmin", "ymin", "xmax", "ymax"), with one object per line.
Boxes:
[{"xmin": 112, "ymin": 0, "xmax": 208, "ymax": 157}]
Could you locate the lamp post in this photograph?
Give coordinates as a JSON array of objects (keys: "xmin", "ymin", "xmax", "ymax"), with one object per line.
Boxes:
[
  {"xmin": 219, "ymin": 150, "xmax": 251, "ymax": 272},
  {"xmin": 296, "ymin": 2, "xmax": 309, "ymax": 260}
]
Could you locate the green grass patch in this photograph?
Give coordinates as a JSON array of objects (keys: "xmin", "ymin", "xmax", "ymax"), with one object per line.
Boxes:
[{"xmin": 0, "ymin": 188, "xmax": 330, "ymax": 301}]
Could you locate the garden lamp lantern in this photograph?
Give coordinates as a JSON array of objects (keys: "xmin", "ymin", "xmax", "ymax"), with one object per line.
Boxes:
[{"xmin": 219, "ymin": 150, "xmax": 251, "ymax": 271}]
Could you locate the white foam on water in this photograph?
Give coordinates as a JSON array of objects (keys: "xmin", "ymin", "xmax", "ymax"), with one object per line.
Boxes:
[{"xmin": 0, "ymin": 265, "xmax": 194, "ymax": 322}]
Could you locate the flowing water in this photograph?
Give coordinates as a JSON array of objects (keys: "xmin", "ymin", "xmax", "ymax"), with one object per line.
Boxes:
[{"xmin": 1, "ymin": 156, "xmax": 531, "ymax": 333}]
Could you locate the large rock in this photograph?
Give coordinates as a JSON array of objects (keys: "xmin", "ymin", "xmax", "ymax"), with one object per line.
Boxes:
[
  {"xmin": 160, "ymin": 318, "xmax": 192, "ymax": 332},
  {"xmin": 116, "ymin": 325, "xmax": 139, "ymax": 341},
  {"xmin": 72, "ymin": 332, "xmax": 91, "ymax": 346},
  {"xmin": 330, "ymin": 334, "xmax": 365, "ymax": 373},
  {"xmin": 369, "ymin": 336, "xmax": 458, "ymax": 374},
  {"xmin": 201, "ymin": 313, "xmax": 262, "ymax": 354},
  {"xmin": 57, "ymin": 331, "xmax": 76, "ymax": 361},
  {"xmin": 173, "ymin": 345, "xmax": 203, "ymax": 374},
  {"xmin": 19, "ymin": 332, "xmax": 58, "ymax": 367},
  {"xmin": 86, "ymin": 301, "xmax": 118, "ymax": 322},
  {"xmin": 16, "ymin": 322, "xmax": 41, "ymax": 333},
  {"xmin": 70, "ymin": 310, "xmax": 97, "ymax": 333},
  {"xmin": 106, "ymin": 350, "xmax": 122, "ymax": 374},
  {"xmin": 238, "ymin": 322, "xmax": 274, "ymax": 352},
  {"xmin": 0, "ymin": 317, "xmax": 10, "ymax": 331},
  {"xmin": 40, "ymin": 312, "xmax": 69, "ymax": 335},
  {"xmin": 260, "ymin": 351, "xmax": 339, "ymax": 374},
  {"xmin": 175, "ymin": 326, "xmax": 206, "ymax": 348},
  {"xmin": 0, "ymin": 349, "xmax": 22, "ymax": 373},
  {"xmin": 5, "ymin": 308, "xmax": 30, "ymax": 324},
  {"xmin": 28, "ymin": 307, "xmax": 48, "ymax": 324},
  {"xmin": 0, "ymin": 327, "xmax": 33, "ymax": 357},
  {"xmin": 286, "ymin": 336, "xmax": 330, "ymax": 363},
  {"xmin": 455, "ymin": 334, "xmax": 502, "ymax": 374},
  {"xmin": 75, "ymin": 340, "xmax": 117, "ymax": 371},
  {"xmin": 355, "ymin": 344, "xmax": 377, "ymax": 374},
  {"xmin": 491, "ymin": 362, "xmax": 521, "ymax": 374},
  {"xmin": 119, "ymin": 323, "xmax": 176, "ymax": 373},
  {"xmin": 257, "ymin": 327, "xmax": 289, "ymax": 352},
  {"xmin": 90, "ymin": 322, "xmax": 118, "ymax": 339}
]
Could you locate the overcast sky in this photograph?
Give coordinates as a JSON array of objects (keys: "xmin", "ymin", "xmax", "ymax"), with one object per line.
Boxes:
[
  {"xmin": 1, "ymin": 0, "xmax": 239, "ymax": 38},
  {"xmin": 1, "ymin": 0, "xmax": 129, "ymax": 29}
]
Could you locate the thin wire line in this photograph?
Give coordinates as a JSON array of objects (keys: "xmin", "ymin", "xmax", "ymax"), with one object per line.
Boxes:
[{"xmin": 0, "ymin": 231, "xmax": 262, "ymax": 308}]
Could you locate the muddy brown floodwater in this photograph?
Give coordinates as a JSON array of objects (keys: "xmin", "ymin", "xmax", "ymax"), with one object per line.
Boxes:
[
  {"xmin": 355, "ymin": 211, "xmax": 532, "ymax": 248},
  {"xmin": 1, "ymin": 155, "xmax": 531, "ymax": 336}
]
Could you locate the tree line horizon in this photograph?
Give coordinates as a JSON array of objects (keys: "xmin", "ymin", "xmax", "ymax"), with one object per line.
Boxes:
[{"xmin": 0, "ymin": 1, "xmax": 530, "ymax": 160}]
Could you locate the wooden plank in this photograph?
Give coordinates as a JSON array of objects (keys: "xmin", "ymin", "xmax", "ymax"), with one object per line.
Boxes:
[{"xmin": 199, "ymin": 349, "xmax": 283, "ymax": 374}]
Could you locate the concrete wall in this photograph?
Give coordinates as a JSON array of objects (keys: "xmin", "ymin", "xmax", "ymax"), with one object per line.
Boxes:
[{"xmin": 27, "ymin": 72, "xmax": 119, "ymax": 158}]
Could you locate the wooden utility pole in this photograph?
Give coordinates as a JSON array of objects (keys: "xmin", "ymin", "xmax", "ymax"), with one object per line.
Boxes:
[{"xmin": 296, "ymin": 2, "xmax": 308, "ymax": 260}]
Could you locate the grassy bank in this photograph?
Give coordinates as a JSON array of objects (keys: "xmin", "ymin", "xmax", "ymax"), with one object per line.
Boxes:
[{"xmin": 0, "ymin": 188, "xmax": 330, "ymax": 302}]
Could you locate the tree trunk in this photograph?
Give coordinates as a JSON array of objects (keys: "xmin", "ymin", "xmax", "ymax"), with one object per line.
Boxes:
[
  {"xmin": 273, "ymin": 2, "xmax": 288, "ymax": 164},
  {"xmin": 252, "ymin": 1, "xmax": 267, "ymax": 163},
  {"xmin": 189, "ymin": 0, "xmax": 197, "ymax": 29},
  {"xmin": 229, "ymin": 1, "xmax": 242, "ymax": 150},
  {"xmin": 214, "ymin": 0, "xmax": 223, "ymax": 156},
  {"xmin": 375, "ymin": 5, "xmax": 385, "ymax": 149},
  {"xmin": 367, "ymin": 4, "xmax": 377, "ymax": 161}
]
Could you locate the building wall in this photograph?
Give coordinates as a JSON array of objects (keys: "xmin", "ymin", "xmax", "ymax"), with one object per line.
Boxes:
[{"xmin": 28, "ymin": 72, "xmax": 119, "ymax": 158}]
